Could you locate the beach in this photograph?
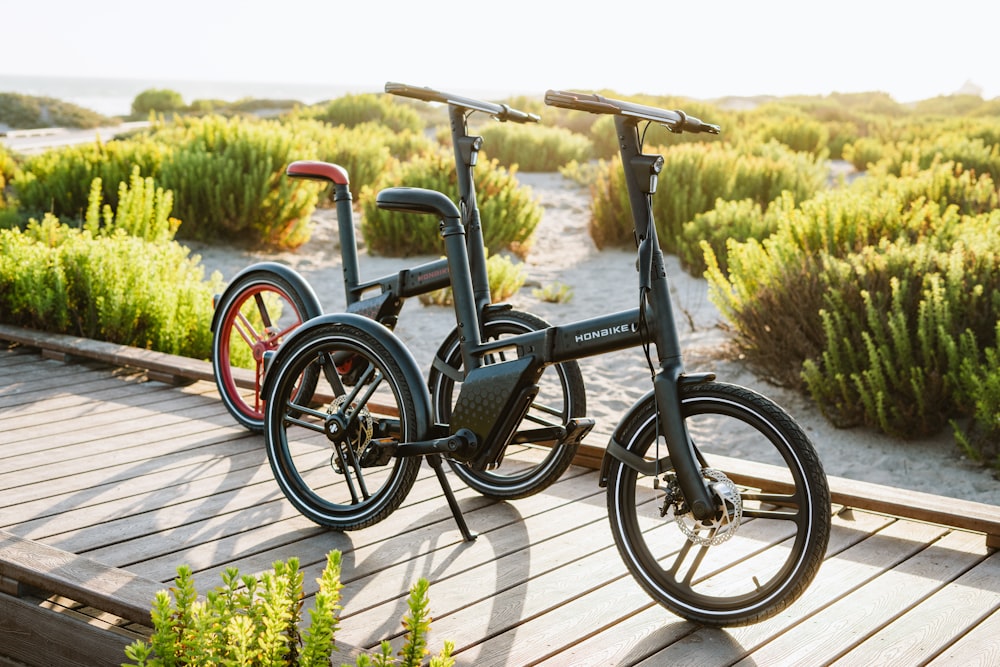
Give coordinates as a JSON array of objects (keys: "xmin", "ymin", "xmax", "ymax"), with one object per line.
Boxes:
[{"xmin": 190, "ymin": 171, "xmax": 1000, "ymax": 507}]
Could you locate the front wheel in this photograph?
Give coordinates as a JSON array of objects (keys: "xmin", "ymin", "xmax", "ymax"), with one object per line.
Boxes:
[
  {"xmin": 606, "ymin": 381, "xmax": 831, "ymax": 627},
  {"xmin": 429, "ymin": 309, "xmax": 587, "ymax": 500},
  {"xmin": 264, "ymin": 322, "xmax": 421, "ymax": 530},
  {"xmin": 212, "ymin": 271, "xmax": 318, "ymax": 432}
]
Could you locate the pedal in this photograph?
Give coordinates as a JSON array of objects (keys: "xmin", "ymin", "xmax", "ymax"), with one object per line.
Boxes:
[{"xmin": 563, "ymin": 418, "xmax": 595, "ymax": 445}]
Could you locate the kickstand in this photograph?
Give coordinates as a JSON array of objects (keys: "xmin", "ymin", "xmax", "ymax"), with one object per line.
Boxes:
[{"xmin": 426, "ymin": 454, "xmax": 477, "ymax": 542}]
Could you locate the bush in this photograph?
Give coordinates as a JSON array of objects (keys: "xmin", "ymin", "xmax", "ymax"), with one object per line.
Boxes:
[
  {"xmin": 800, "ymin": 241, "xmax": 997, "ymax": 437},
  {"xmin": 705, "ymin": 159, "xmax": 1000, "ymax": 438},
  {"xmin": 153, "ymin": 115, "xmax": 320, "ymax": 247},
  {"xmin": 0, "ymin": 175, "xmax": 220, "ymax": 358},
  {"xmin": 123, "ymin": 552, "xmax": 454, "ymax": 667},
  {"xmin": 589, "ymin": 140, "xmax": 826, "ymax": 253},
  {"xmin": 301, "ymin": 93, "xmax": 424, "ymax": 134},
  {"xmin": 0, "ymin": 92, "xmax": 113, "ymax": 128},
  {"xmin": 359, "ymin": 151, "xmax": 541, "ymax": 258},
  {"xmin": 478, "ymin": 123, "xmax": 592, "ymax": 171},
  {"xmin": 15, "ymin": 136, "xmax": 170, "ymax": 220},
  {"xmin": 950, "ymin": 322, "xmax": 1000, "ymax": 467},
  {"xmin": 132, "ymin": 88, "xmax": 186, "ymax": 115},
  {"xmin": 679, "ymin": 193, "xmax": 792, "ymax": 275}
]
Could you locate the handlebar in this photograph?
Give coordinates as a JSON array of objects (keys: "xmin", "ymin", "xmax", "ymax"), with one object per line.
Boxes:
[
  {"xmin": 545, "ymin": 89, "xmax": 720, "ymax": 135},
  {"xmin": 385, "ymin": 82, "xmax": 540, "ymax": 124}
]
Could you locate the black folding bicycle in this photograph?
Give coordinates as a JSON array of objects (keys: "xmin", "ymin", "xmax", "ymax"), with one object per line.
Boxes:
[
  {"xmin": 260, "ymin": 89, "xmax": 832, "ymax": 626},
  {"xmin": 211, "ymin": 84, "xmax": 588, "ymax": 500}
]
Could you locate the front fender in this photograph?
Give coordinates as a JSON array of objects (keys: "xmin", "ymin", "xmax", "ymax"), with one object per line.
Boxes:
[
  {"xmin": 210, "ymin": 262, "xmax": 323, "ymax": 333},
  {"xmin": 261, "ymin": 312, "xmax": 433, "ymax": 441},
  {"xmin": 599, "ymin": 389, "xmax": 656, "ymax": 486}
]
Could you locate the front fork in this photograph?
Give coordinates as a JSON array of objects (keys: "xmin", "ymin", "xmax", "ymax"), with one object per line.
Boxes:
[{"xmin": 651, "ymin": 366, "xmax": 716, "ymax": 520}]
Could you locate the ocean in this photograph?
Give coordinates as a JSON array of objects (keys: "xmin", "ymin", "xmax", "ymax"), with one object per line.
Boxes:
[{"xmin": 0, "ymin": 74, "xmax": 380, "ymax": 117}]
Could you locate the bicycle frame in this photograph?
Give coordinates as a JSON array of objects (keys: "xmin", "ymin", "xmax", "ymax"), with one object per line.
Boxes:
[
  {"xmin": 331, "ymin": 85, "xmax": 536, "ymax": 333},
  {"xmin": 381, "ymin": 96, "xmax": 722, "ymax": 519}
]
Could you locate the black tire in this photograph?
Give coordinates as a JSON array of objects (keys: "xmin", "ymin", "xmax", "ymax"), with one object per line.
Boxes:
[
  {"xmin": 606, "ymin": 381, "xmax": 831, "ymax": 627},
  {"xmin": 212, "ymin": 272, "xmax": 318, "ymax": 432},
  {"xmin": 429, "ymin": 309, "xmax": 587, "ymax": 499},
  {"xmin": 264, "ymin": 322, "xmax": 421, "ymax": 530}
]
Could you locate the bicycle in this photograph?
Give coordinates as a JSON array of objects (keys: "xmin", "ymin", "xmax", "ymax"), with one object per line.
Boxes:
[
  {"xmin": 211, "ymin": 83, "xmax": 589, "ymax": 500},
  {"xmin": 260, "ymin": 89, "xmax": 832, "ymax": 626}
]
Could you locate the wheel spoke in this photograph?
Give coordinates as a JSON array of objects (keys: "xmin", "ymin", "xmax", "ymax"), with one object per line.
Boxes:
[{"xmin": 253, "ymin": 292, "xmax": 274, "ymax": 329}]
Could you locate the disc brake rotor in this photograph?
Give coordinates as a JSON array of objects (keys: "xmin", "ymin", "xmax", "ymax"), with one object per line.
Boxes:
[{"xmin": 672, "ymin": 468, "xmax": 743, "ymax": 546}]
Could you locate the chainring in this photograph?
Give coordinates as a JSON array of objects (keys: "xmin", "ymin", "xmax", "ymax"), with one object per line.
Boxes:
[{"xmin": 328, "ymin": 395, "xmax": 374, "ymax": 470}]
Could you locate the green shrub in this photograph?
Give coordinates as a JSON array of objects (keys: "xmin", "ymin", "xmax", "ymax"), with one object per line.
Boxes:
[
  {"xmin": 950, "ymin": 322, "xmax": 1000, "ymax": 467},
  {"xmin": 359, "ymin": 151, "xmax": 541, "ymax": 258},
  {"xmin": 132, "ymin": 88, "xmax": 186, "ymax": 115},
  {"xmin": 84, "ymin": 167, "xmax": 179, "ymax": 242},
  {"xmin": 301, "ymin": 93, "xmax": 424, "ymax": 134},
  {"xmin": 123, "ymin": 552, "xmax": 454, "ymax": 667},
  {"xmin": 291, "ymin": 119, "xmax": 433, "ymax": 199},
  {"xmin": 753, "ymin": 112, "xmax": 830, "ymax": 155},
  {"xmin": 533, "ymin": 281, "xmax": 573, "ymax": 303},
  {"xmin": 799, "ymin": 242, "xmax": 995, "ymax": 436},
  {"xmin": 153, "ymin": 115, "xmax": 320, "ymax": 247},
  {"xmin": 0, "ymin": 92, "xmax": 113, "ymax": 128},
  {"xmin": 15, "ymin": 137, "xmax": 169, "ymax": 220},
  {"xmin": 589, "ymin": 140, "xmax": 826, "ymax": 252},
  {"xmin": 0, "ymin": 176, "xmax": 220, "ymax": 358},
  {"xmin": 679, "ymin": 193, "xmax": 792, "ymax": 275},
  {"xmin": 478, "ymin": 123, "xmax": 592, "ymax": 171}
]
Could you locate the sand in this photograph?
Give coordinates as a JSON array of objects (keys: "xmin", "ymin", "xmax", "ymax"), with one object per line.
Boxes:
[{"xmin": 189, "ymin": 172, "xmax": 1000, "ymax": 507}]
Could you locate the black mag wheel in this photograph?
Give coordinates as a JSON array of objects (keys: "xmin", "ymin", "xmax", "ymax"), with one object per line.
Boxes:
[
  {"xmin": 212, "ymin": 272, "xmax": 318, "ymax": 432},
  {"xmin": 607, "ymin": 381, "xmax": 831, "ymax": 627},
  {"xmin": 264, "ymin": 322, "xmax": 421, "ymax": 530},
  {"xmin": 429, "ymin": 309, "xmax": 587, "ymax": 500}
]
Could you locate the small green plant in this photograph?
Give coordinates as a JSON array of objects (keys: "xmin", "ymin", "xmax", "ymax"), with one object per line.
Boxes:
[
  {"xmin": 532, "ymin": 281, "xmax": 573, "ymax": 304},
  {"xmin": 123, "ymin": 552, "xmax": 454, "ymax": 667}
]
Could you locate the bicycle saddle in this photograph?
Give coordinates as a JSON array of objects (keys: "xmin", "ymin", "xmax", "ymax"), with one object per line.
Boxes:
[
  {"xmin": 376, "ymin": 187, "xmax": 461, "ymax": 221},
  {"xmin": 286, "ymin": 160, "xmax": 350, "ymax": 185}
]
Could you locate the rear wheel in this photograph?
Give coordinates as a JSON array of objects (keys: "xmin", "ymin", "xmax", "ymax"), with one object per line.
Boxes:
[
  {"xmin": 212, "ymin": 272, "xmax": 318, "ymax": 432},
  {"xmin": 264, "ymin": 322, "xmax": 421, "ymax": 530},
  {"xmin": 606, "ymin": 381, "xmax": 831, "ymax": 626},
  {"xmin": 429, "ymin": 309, "xmax": 587, "ymax": 499}
]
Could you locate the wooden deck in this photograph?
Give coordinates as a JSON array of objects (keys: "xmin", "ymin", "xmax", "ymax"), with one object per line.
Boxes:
[{"xmin": 1, "ymin": 332, "xmax": 999, "ymax": 666}]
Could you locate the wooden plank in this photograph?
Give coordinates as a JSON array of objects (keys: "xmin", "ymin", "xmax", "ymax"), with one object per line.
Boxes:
[
  {"xmin": 737, "ymin": 528, "xmax": 989, "ymax": 666},
  {"xmin": 0, "ymin": 530, "xmax": 160, "ymax": 625},
  {"xmin": 696, "ymin": 453, "xmax": 1000, "ymax": 546},
  {"xmin": 0, "ymin": 324, "xmax": 213, "ymax": 385},
  {"xmin": 926, "ymin": 607, "xmax": 1000, "ymax": 666},
  {"xmin": 0, "ymin": 593, "xmax": 137, "ymax": 667},
  {"xmin": 830, "ymin": 551, "xmax": 1000, "ymax": 666},
  {"xmin": 634, "ymin": 515, "xmax": 943, "ymax": 665}
]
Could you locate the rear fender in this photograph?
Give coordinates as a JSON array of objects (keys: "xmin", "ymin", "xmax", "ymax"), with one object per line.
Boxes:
[{"xmin": 210, "ymin": 262, "xmax": 323, "ymax": 333}]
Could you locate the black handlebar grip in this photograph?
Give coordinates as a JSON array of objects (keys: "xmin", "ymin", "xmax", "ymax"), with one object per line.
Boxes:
[{"xmin": 498, "ymin": 103, "xmax": 540, "ymax": 124}]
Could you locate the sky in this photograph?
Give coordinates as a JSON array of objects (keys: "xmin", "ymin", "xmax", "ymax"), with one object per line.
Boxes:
[{"xmin": 2, "ymin": 0, "xmax": 998, "ymax": 102}]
